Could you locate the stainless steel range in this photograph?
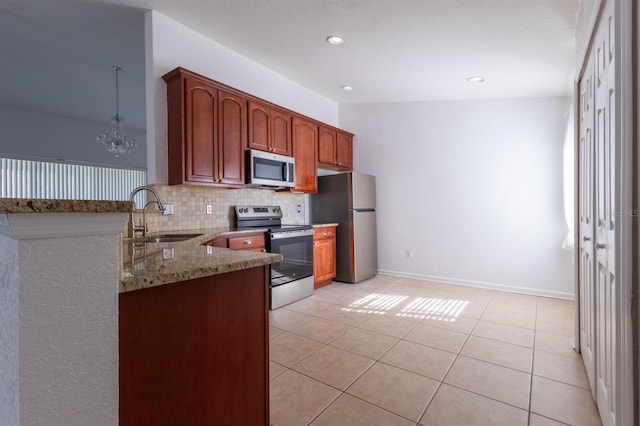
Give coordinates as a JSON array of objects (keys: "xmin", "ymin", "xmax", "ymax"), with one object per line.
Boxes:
[{"xmin": 235, "ymin": 205, "xmax": 314, "ymax": 310}]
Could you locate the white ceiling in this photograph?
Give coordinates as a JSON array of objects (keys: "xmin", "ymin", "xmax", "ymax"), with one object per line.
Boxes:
[
  {"xmin": 0, "ymin": 0, "xmax": 580, "ymax": 134},
  {"xmin": 112, "ymin": 0, "xmax": 581, "ymax": 103}
]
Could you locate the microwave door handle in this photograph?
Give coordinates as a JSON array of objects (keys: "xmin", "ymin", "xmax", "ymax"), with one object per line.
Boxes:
[{"xmin": 283, "ymin": 163, "xmax": 289, "ymax": 182}]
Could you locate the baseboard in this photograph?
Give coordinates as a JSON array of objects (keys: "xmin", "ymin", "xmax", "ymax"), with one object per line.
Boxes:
[{"xmin": 377, "ymin": 269, "xmax": 575, "ymax": 300}]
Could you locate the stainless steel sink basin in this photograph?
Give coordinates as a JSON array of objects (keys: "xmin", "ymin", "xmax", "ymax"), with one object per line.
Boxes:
[{"xmin": 144, "ymin": 233, "xmax": 203, "ymax": 243}]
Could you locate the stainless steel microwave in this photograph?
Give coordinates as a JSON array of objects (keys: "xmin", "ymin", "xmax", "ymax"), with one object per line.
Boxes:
[{"xmin": 246, "ymin": 149, "xmax": 295, "ymax": 189}]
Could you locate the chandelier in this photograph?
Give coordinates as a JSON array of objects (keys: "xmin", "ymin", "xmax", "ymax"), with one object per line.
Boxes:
[{"xmin": 97, "ymin": 65, "xmax": 137, "ymax": 156}]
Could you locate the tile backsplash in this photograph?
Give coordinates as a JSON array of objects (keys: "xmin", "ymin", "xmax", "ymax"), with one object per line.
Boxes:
[{"xmin": 138, "ymin": 185, "xmax": 305, "ymax": 233}]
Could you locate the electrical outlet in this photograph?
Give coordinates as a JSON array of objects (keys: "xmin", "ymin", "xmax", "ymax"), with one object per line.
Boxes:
[
  {"xmin": 206, "ymin": 204, "xmax": 212, "ymax": 215},
  {"xmin": 297, "ymin": 204, "xmax": 302, "ymax": 213},
  {"xmin": 206, "ymin": 246, "xmax": 213, "ymax": 255},
  {"xmin": 163, "ymin": 203, "xmax": 174, "ymax": 215},
  {"xmin": 405, "ymin": 249, "xmax": 412, "ymax": 259},
  {"xmin": 163, "ymin": 248, "xmax": 175, "ymax": 260}
]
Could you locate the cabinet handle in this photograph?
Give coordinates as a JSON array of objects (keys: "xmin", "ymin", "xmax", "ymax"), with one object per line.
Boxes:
[
  {"xmin": 322, "ymin": 232, "xmax": 328, "ymax": 236},
  {"xmin": 595, "ymin": 243, "xmax": 606, "ymax": 250},
  {"xmin": 583, "ymin": 236, "xmax": 591, "ymax": 241},
  {"xmin": 243, "ymin": 240, "xmax": 253, "ymax": 245}
]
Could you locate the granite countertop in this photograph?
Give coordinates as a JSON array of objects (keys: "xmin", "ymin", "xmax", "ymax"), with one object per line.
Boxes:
[
  {"xmin": 120, "ymin": 227, "xmax": 280, "ymax": 293},
  {"xmin": 0, "ymin": 198, "xmax": 132, "ymax": 213},
  {"xmin": 312, "ymin": 223, "xmax": 339, "ymax": 227}
]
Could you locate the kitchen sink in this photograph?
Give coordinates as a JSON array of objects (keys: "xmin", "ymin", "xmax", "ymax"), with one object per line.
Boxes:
[{"xmin": 144, "ymin": 233, "xmax": 203, "ymax": 243}]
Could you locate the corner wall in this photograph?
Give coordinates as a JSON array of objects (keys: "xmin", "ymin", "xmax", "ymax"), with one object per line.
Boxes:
[{"xmin": 340, "ymin": 96, "xmax": 574, "ymax": 298}]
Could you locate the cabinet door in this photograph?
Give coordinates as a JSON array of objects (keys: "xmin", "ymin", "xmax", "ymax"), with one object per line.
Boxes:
[
  {"xmin": 248, "ymin": 101, "xmax": 270, "ymax": 152},
  {"xmin": 292, "ymin": 117, "xmax": 318, "ymax": 193},
  {"xmin": 313, "ymin": 227, "xmax": 336, "ymax": 288},
  {"xmin": 184, "ymin": 78, "xmax": 217, "ymax": 184},
  {"xmin": 271, "ymin": 108, "xmax": 292, "ymax": 156},
  {"xmin": 318, "ymin": 126, "xmax": 337, "ymax": 166},
  {"xmin": 336, "ymin": 132, "xmax": 353, "ymax": 170},
  {"xmin": 218, "ymin": 90, "xmax": 247, "ymax": 186}
]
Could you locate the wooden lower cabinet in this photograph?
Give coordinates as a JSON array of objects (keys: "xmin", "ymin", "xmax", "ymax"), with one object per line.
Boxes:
[
  {"xmin": 313, "ymin": 225, "xmax": 337, "ymax": 289},
  {"xmin": 119, "ymin": 266, "xmax": 270, "ymax": 425},
  {"xmin": 206, "ymin": 232, "xmax": 266, "ymax": 252}
]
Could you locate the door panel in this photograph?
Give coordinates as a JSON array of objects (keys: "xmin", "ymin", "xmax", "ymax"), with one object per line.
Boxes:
[
  {"xmin": 592, "ymin": 2, "xmax": 616, "ymax": 424},
  {"xmin": 578, "ymin": 50, "xmax": 596, "ymax": 393}
]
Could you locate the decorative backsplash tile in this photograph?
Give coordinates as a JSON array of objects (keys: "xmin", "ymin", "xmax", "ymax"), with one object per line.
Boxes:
[{"xmin": 138, "ymin": 185, "xmax": 305, "ymax": 233}]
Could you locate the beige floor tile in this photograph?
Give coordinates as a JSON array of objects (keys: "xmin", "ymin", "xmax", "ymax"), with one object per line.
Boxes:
[
  {"xmin": 489, "ymin": 293, "xmax": 538, "ymax": 313},
  {"xmin": 472, "ymin": 320, "xmax": 535, "ymax": 348},
  {"xmin": 270, "ymin": 370, "xmax": 340, "ymax": 426},
  {"xmin": 530, "ymin": 376, "xmax": 600, "ymax": 426},
  {"xmin": 481, "ymin": 306, "xmax": 536, "ymax": 329},
  {"xmin": 535, "ymin": 331, "xmax": 580, "ymax": 358},
  {"xmin": 285, "ymin": 316, "xmax": 351, "ymax": 343},
  {"xmin": 533, "ymin": 350, "xmax": 590, "ymax": 389},
  {"xmin": 286, "ymin": 297, "xmax": 337, "ymax": 316},
  {"xmin": 420, "ymin": 383, "xmax": 528, "ymax": 426},
  {"xmin": 461, "ymin": 335, "xmax": 533, "ymax": 373},
  {"xmin": 536, "ymin": 316, "xmax": 574, "ymax": 337},
  {"xmin": 270, "ymin": 308, "xmax": 314, "ymax": 330},
  {"xmin": 529, "ymin": 413, "xmax": 569, "ymax": 425},
  {"xmin": 269, "ymin": 332, "xmax": 323, "ymax": 367},
  {"xmin": 420, "ymin": 314, "xmax": 478, "ymax": 334},
  {"xmin": 380, "ymin": 340, "xmax": 456, "ymax": 381},
  {"xmin": 443, "ymin": 356, "xmax": 531, "ymax": 409},
  {"xmin": 456, "ymin": 302, "xmax": 489, "ymax": 319},
  {"xmin": 329, "ymin": 327, "xmax": 398, "ymax": 359},
  {"xmin": 347, "ymin": 362, "xmax": 439, "ymax": 422},
  {"xmin": 310, "ymin": 393, "xmax": 415, "ymax": 426},
  {"xmin": 269, "ymin": 361, "xmax": 287, "ymax": 379},
  {"xmin": 315, "ymin": 305, "xmax": 371, "ymax": 327},
  {"xmin": 357, "ymin": 314, "xmax": 417, "ymax": 338},
  {"xmin": 270, "ymin": 326, "xmax": 285, "ymax": 341},
  {"xmin": 403, "ymin": 323, "xmax": 468, "ymax": 353},
  {"xmin": 292, "ymin": 345, "xmax": 374, "ymax": 390}
]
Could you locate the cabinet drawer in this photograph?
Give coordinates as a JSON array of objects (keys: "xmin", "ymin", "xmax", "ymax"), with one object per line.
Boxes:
[
  {"xmin": 228, "ymin": 234, "xmax": 266, "ymax": 250},
  {"xmin": 313, "ymin": 226, "xmax": 336, "ymax": 241}
]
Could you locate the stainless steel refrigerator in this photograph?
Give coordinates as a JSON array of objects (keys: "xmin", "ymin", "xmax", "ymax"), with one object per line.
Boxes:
[{"xmin": 310, "ymin": 172, "xmax": 377, "ymax": 283}]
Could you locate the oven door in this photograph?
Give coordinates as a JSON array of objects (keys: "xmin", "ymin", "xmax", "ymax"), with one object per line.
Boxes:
[{"xmin": 269, "ymin": 230, "xmax": 313, "ymax": 287}]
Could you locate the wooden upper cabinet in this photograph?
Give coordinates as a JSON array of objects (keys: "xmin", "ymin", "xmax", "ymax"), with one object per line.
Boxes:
[
  {"xmin": 218, "ymin": 90, "xmax": 247, "ymax": 186},
  {"xmin": 336, "ymin": 131, "xmax": 353, "ymax": 170},
  {"xmin": 318, "ymin": 126, "xmax": 337, "ymax": 165},
  {"xmin": 318, "ymin": 125, "xmax": 353, "ymax": 171},
  {"xmin": 183, "ymin": 77, "xmax": 217, "ymax": 184},
  {"xmin": 292, "ymin": 116, "xmax": 318, "ymax": 193},
  {"xmin": 163, "ymin": 68, "xmax": 246, "ymax": 187},
  {"xmin": 248, "ymin": 101, "xmax": 292, "ymax": 156}
]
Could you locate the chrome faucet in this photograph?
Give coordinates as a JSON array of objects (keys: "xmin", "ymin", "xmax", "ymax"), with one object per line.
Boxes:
[{"xmin": 128, "ymin": 185, "xmax": 165, "ymax": 239}]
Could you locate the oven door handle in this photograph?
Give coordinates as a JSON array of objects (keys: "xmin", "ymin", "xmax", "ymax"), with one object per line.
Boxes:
[{"xmin": 270, "ymin": 229, "xmax": 314, "ymax": 239}]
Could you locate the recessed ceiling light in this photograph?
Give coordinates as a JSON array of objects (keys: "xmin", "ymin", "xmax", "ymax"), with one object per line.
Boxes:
[
  {"xmin": 326, "ymin": 35, "xmax": 345, "ymax": 45},
  {"xmin": 467, "ymin": 76, "xmax": 485, "ymax": 83},
  {"xmin": 341, "ymin": 85, "xmax": 354, "ymax": 91}
]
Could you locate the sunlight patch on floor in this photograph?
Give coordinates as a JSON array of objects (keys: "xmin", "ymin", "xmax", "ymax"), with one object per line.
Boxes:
[{"xmin": 340, "ymin": 293, "xmax": 469, "ymax": 320}]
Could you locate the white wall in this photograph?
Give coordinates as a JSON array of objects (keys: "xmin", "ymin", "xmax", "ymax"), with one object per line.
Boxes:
[
  {"xmin": 340, "ymin": 97, "xmax": 574, "ymax": 298},
  {"xmin": 0, "ymin": 233, "xmax": 18, "ymax": 426},
  {"xmin": 146, "ymin": 11, "xmax": 339, "ymax": 184},
  {"xmin": 0, "ymin": 103, "xmax": 146, "ymax": 169}
]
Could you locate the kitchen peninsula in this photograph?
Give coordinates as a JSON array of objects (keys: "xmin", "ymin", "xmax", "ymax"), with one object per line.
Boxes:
[{"xmin": 0, "ymin": 199, "xmax": 281, "ymax": 426}]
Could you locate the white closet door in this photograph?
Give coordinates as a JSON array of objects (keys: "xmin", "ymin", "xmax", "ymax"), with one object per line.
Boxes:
[
  {"xmin": 578, "ymin": 50, "xmax": 596, "ymax": 396},
  {"xmin": 593, "ymin": 1, "xmax": 617, "ymax": 424}
]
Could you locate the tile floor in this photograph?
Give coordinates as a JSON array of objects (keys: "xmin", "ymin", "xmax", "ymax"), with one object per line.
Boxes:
[{"xmin": 268, "ymin": 275, "xmax": 602, "ymax": 426}]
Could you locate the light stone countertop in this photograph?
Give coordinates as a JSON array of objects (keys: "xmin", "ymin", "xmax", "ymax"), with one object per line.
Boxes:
[
  {"xmin": 120, "ymin": 227, "xmax": 281, "ymax": 293},
  {"xmin": 312, "ymin": 223, "xmax": 339, "ymax": 227},
  {"xmin": 0, "ymin": 198, "xmax": 132, "ymax": 213}
]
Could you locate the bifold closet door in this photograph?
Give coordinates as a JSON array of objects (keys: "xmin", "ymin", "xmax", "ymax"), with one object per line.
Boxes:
[{"xmin": 578, "ymin": 49, "xmax": 596, "ymax": 397}]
